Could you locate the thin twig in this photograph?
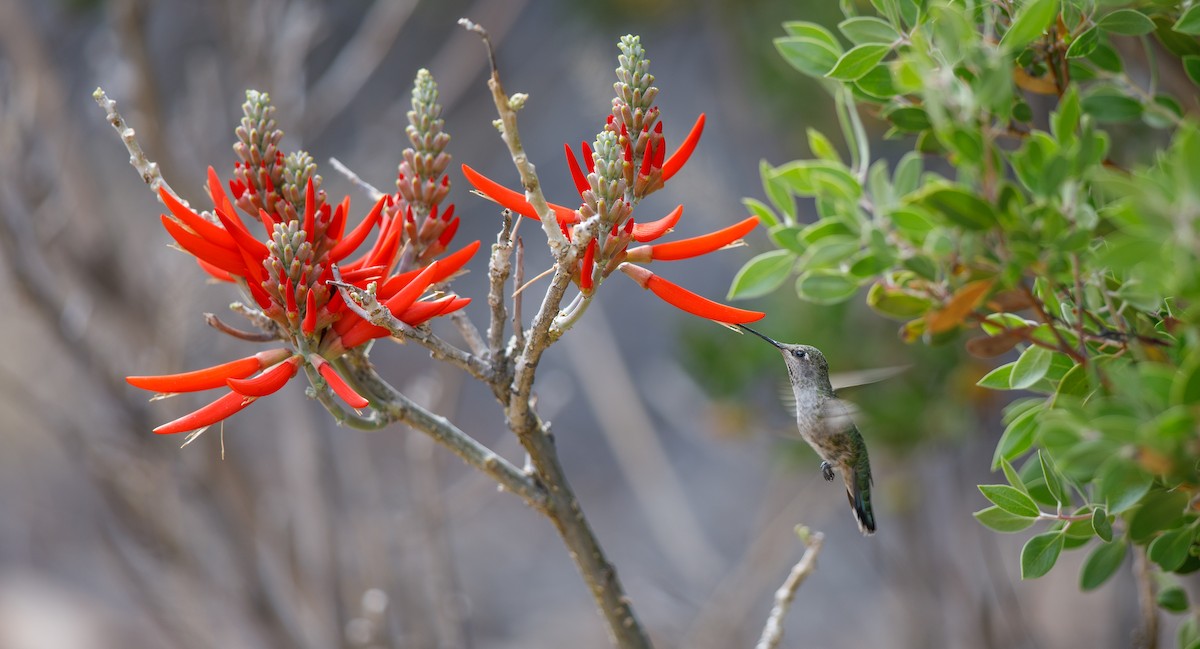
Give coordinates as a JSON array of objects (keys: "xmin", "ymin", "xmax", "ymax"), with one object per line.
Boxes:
[
  {"xmin": 513, "ymin": 236, "xmax": 525, "ymax": 351},
  {"xmin": 755, "ymin": 529, "xmax": 825, "ymax": 649},
  {"xmin": 457, "ymin": 17, "xmax": 569, "ymax": 254},
  {"xmin": 92, "ymin": 87, "xmax": 176, "ymax": 201},
  {"xmin": 487, "ymin": 210, "xmax": 515, "ymax": 359},
  {"xmin": 329, "ymin": 156, "xmax": 385, "ymax": 201},
  {"xmin": 204, "ymin": 313, "xmax": 280, "ymax": 342}
]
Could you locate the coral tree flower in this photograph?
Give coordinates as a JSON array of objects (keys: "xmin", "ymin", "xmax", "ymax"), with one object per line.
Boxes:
[
  {"xmin": 462, "ymin": 36, "xmax": 762, "ymax": 325},
  {"xmin": 128, "ymin": 80, "xmax": 475, "ymax": 435}
]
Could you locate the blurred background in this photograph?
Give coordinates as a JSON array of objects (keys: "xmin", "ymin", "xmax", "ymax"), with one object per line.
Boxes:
[{"xmin": 0, "ymin": 0, "xmax": 1144, "ymax": 647}]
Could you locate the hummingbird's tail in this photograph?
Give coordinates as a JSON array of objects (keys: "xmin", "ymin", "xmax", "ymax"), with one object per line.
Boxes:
[{"xmin": 843, "ymin": 454, "xmax": 876, "ymax": 536}]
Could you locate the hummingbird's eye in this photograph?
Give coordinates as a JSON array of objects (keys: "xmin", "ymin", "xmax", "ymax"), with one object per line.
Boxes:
[{"xmin": 795, "ymin": 350, "xmax": 808, "ymax": 359}]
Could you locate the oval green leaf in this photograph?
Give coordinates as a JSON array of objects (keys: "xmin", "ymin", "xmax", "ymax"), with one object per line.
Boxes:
[
  {"xmin": 979, "ymin": 484, "xmax": 1041, "ymax": 517},
  {"xmin": 1021, "ymin": 531, "xmax": 1066, "ymax": 579},
  {"xmin": 827, "ymin": 44, "xmax": 892, "ymax": 81},
  {"xmin": 1080, "ymin": 540, "xmax": 1127, "ymax": 590},
  {"xmin": 1099, "ymin": 9, "xmax": 1155, "ymax": 36},
  {"xmin": 1000, "ymin": 0, "xmax": 1060, "ymax": 52},
  {"xmin": 795, "ymin": 270, "xmax": 860, "ymax": 305},
  {"xmin": 1010, "ymin": 345, "xmax": 1053, "ymax": 390},
  {"xmin": 839, "ymin": 16, "xmax": 901, "ymax": 44},
  {"xmin": 728, "ymin": 250, "xmax": 794, "ymax": 300},
  {"xmin": 974, "ymin": 506, "xmax": 1037, "ymax": 533}
]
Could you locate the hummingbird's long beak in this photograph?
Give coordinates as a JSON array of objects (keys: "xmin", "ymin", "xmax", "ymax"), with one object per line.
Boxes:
[{"xmin": 735, "ymin": 324, "xmax": 784, "ymax": 349}]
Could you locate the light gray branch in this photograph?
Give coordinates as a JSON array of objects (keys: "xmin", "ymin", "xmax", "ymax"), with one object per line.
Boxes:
[{"xmin": 755, "ymin": 529, "xmax": 825, "ymax": 649}]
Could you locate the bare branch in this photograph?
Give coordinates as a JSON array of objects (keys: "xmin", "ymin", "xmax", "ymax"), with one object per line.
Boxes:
[
  {"xmin": 329, "ymin": 156, "xmax": 385, "ymax": 201},
  {"xmin": 458, "ymin": 18, "xmax": 569, "ymax": 254},
  {"xmin": 756, "ymin": 528, "xmax": 825, "ymax": 649},
  {"xmin": 487, "ymin": 210, "xmax": 515, "ymax": 359},
  {"xmin": 92, "ymin": 87, "xmax": 177, "ymax": 202}
]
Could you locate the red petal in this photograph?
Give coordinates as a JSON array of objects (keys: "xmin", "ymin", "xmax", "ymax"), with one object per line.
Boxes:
[
  {"xmin": 582, "ymin": 141, "xmax": 595, "ymax": 174},
  {"xmin": 399, "ymin": 295, "xmax": 461, "ymax": 325},
  {"xmin": 580, "ymin": 239, "xmax": 597, "ymax": 292},
  {"xmin": 160, "ymin": 214, "xmax": 246, "ymax": 276},
  {"xmin": 196, "ymin": 258, "xmax": 235, "ymax": 282},
  {"xmin": 227, "ymin": 355, "xmax": 301, "ymax": 397},
  {"xmin": 438, "ymin": 217, "xmax": 460, "ymax": 247},
  {"xmin": 631, "ymin": 205, "xmax": 684, "ymax": 242},
  {"xmin": 648, "ymin": 216, "xmax": 759, "ymax": 261},
  {"xmin": 159, "ymin": 187, "xmax": 237, "ymax": 249},
  {"xmin": 565, "ymin": 143, "xmax": 589, "ymax": 197},
  {"xmin": 620, "ymin": 263, "xmax": 764, "ymax": 324},
  {"xmin": 310, "ymin": 354, "xmax": 369, "ymax": 408},
  {"xmin": 302, "ymin": 287, "xmax": 318, "ymax": 334},
  {"xmin": 330, "ymin": 195, "xmax": 387, "ymax": 263},
  {"xmin": 662, "ymin": 113, "xmax": 705, "ymax": 181},
  {"xmin": 303, "ymin": 178, "xmax": 317, "ymax": 243},
  {"xmin": 206, "ymin": 167, "xmax": 238, "ymax": 220},
  {"xmin": 127, "ymin": 349, "xmax": 291, "ymax": 393},
  {"xmin": 460, "ymin": 164, "xmax": 577, "ymax": 224},
  {"xmin": 153, "ymin": 390, "xmax": 256, "ymax": 434}
]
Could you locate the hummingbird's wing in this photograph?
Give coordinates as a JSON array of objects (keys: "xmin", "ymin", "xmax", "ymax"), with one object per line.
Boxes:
[
  {"xmin": 819, "ymin": 397, "xmax": 860, "ymax": 433},
  {"xmin": 829, "ymin": 365, "xmax": 910, "ymax": 391}
]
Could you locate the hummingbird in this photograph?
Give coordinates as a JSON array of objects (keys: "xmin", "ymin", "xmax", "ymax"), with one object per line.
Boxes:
[{"xmin": 737, "ymin": 325, "xmax": 876, "ymax": 536}]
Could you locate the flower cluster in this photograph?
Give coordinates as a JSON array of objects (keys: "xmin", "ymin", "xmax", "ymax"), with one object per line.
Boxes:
[
  {"xmin": 462, "ymin": 35, "xmax": 763, "ymax": 324},
  {"xmin": 128, "ymin": 79, "xmax": 477, "ymax": 435}
]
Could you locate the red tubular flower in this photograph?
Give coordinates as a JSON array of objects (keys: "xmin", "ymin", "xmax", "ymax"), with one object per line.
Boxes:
[
  {"xmin": 310, "ymin": 354, "xmax": 369, "ymax": 408},
  {"xmin": 636, "ymin": 216, "xmax": 759, "ymax": 261},
  {"xmin": 620, "ymin": 263, "xmax": 764, "ymax": 324},
  {"xmin": 662, "ymin": 113, "xmax": 705, "ymax": 181},
  {"xmin": 460, "ymin": 164, "xmax": 578, "ymax": 224},
  {"xmin": 227, "ymin": 355, "xmax": 302, "ymax": 397},
  {"xmin": 581, "ymin": 239, "xmax": 597, "ymax": 292},
  {"xmin": 127, "ymin": 349, "xmax": 292, "ymax": 393},
  {"xmin": 153, "ymin": 391, "xmax": 256, "ymax": 435},
  {"xmin": 631, "ymin": 206, "xmax": 684, "ymax": 243}
]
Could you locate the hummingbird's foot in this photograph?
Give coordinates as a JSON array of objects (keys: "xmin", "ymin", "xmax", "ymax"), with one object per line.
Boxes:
[{"xmin": 820, "ymin": 461, "xmax": 835, "ymax": 481}]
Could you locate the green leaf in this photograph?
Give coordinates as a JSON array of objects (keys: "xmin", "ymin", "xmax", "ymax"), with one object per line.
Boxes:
[
  {"xmin": 839, "ymin": 16, "xmax": 901, "ymax": 44},
  {"xmin": 742, "ymin": 198, "xmax": 780, "ymax": 228},
  {"xmin": 866, "ymin": 283, "xmax": 933, "ymax": 319},
  {"xmin": 884, "ymin": 106, "xmax": 932, "ymax": 132},
  {"xmin": 912, "ymin": 183, "xmax": 999, "ymax": 230},
  {"xmin": 760, "ymin": 160, "xmax": 795, "ymax": 221},
  {"xmin": 1010, "ymin": 346, "xmax": 1053, "ymax": 390},
  {"xmin": 768, "ymin": 225, "xmax": 805, "ymax": 255},
  {"xmin": 776, "ymin": 36, "xmax": 842, "ymax": 78},
  {"xmin": 1080, "ymin": 540, "xmax": 1127, "ymax": 590},
  {"xmin": 1149, "ymin": 526, "xmax": 1196, "ymax": 572},
  {"xmin": 728, "ymin": 250, "xmax": 793, "ymax": 300},
  {"xmin": 807, "ymin": 128, "xmax": 840, "ymax": 162},
  {"xmin": 1082, "ymin": 88, "xmax": 1143, "ymax": 122},
  {"xmin": 1184, "ymin": 56, "xmax": 1200, "ymax": 87},
  {"xmin": 827, "ymin": 44, "xmax": 892, "ymax": 81},
  {"xmin": 1092, "ymin": 508, "xmax": 1113, "ymax": 543},
  {"xmin": 1174, "ymin": 5, "xmax": 1200, "ymax": 35},
  {"xmin": 1065, "ymin": 25, "xmax": 1099, "ymax": 58},
  {"xmin": 1001, "ymin": 457, "xmax": 1027, "ymax": 493},
  {"xmin": 1130, "ymin": 490, "xmax": 1190, "ymax": 543},
  {"xmin": 979, "ymin": 484, "xmax": 1041, "ymax": 517},
  {"xmin": 782, "ymin": 21, "xmax": 842, "ymax": 49},
  {"xmin": 1098, "ymin": 9, "xmax": 1155, "ymax": 36},
  {"xmin": 1021, "ymin": 531, "xmax": 1065, "ymax": 579},
  {"xmin": 978, "ymin": 363, "xmax": 1016, "ymax": 389},
  {"xmin": 1097, "ymin": 458, "xmax": 1152, "ymax": 514},
  {"xmin": 974, "ymin": 506, "xmax": 1037, "ymax": 533},
  {"xmin": 1000, "ymin": 0, "xmax": 1060, "ymax": 52},
  {"xmin": 854, "ymin": 65, "xmax": 900, "ymax": 99},
  {"xmin": 892, "ymin": 152, "xmax": 922, "ymax": 196},
  {"xmin": 1158, "ymin": 585, "xmax": 1190, "ymax": 613},
  {"xmin": 1038, "ymin": 451, "xmax": 1067, "ymax": 506},
  {"xmin": 795, "ymin": 270, "xmax": 860, "ymax": 305}
]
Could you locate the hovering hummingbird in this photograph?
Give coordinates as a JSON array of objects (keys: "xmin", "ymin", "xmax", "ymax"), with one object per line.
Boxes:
[{"xmin": 737, "ymin": 325, "xmax": 876, "ymax": 536}]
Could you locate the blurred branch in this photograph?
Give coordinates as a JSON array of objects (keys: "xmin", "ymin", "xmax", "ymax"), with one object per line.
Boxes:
[
  {"xmin": 755, "ymin": 528, "xmax": 825, "ymax": 649},
  {"xmin": 92, "ymin": 87, "xmax": 177, "ymax": 202},
  {"xmin": 1134, "ymin": 545, "xmax": 1160, "ymax": 649}
]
